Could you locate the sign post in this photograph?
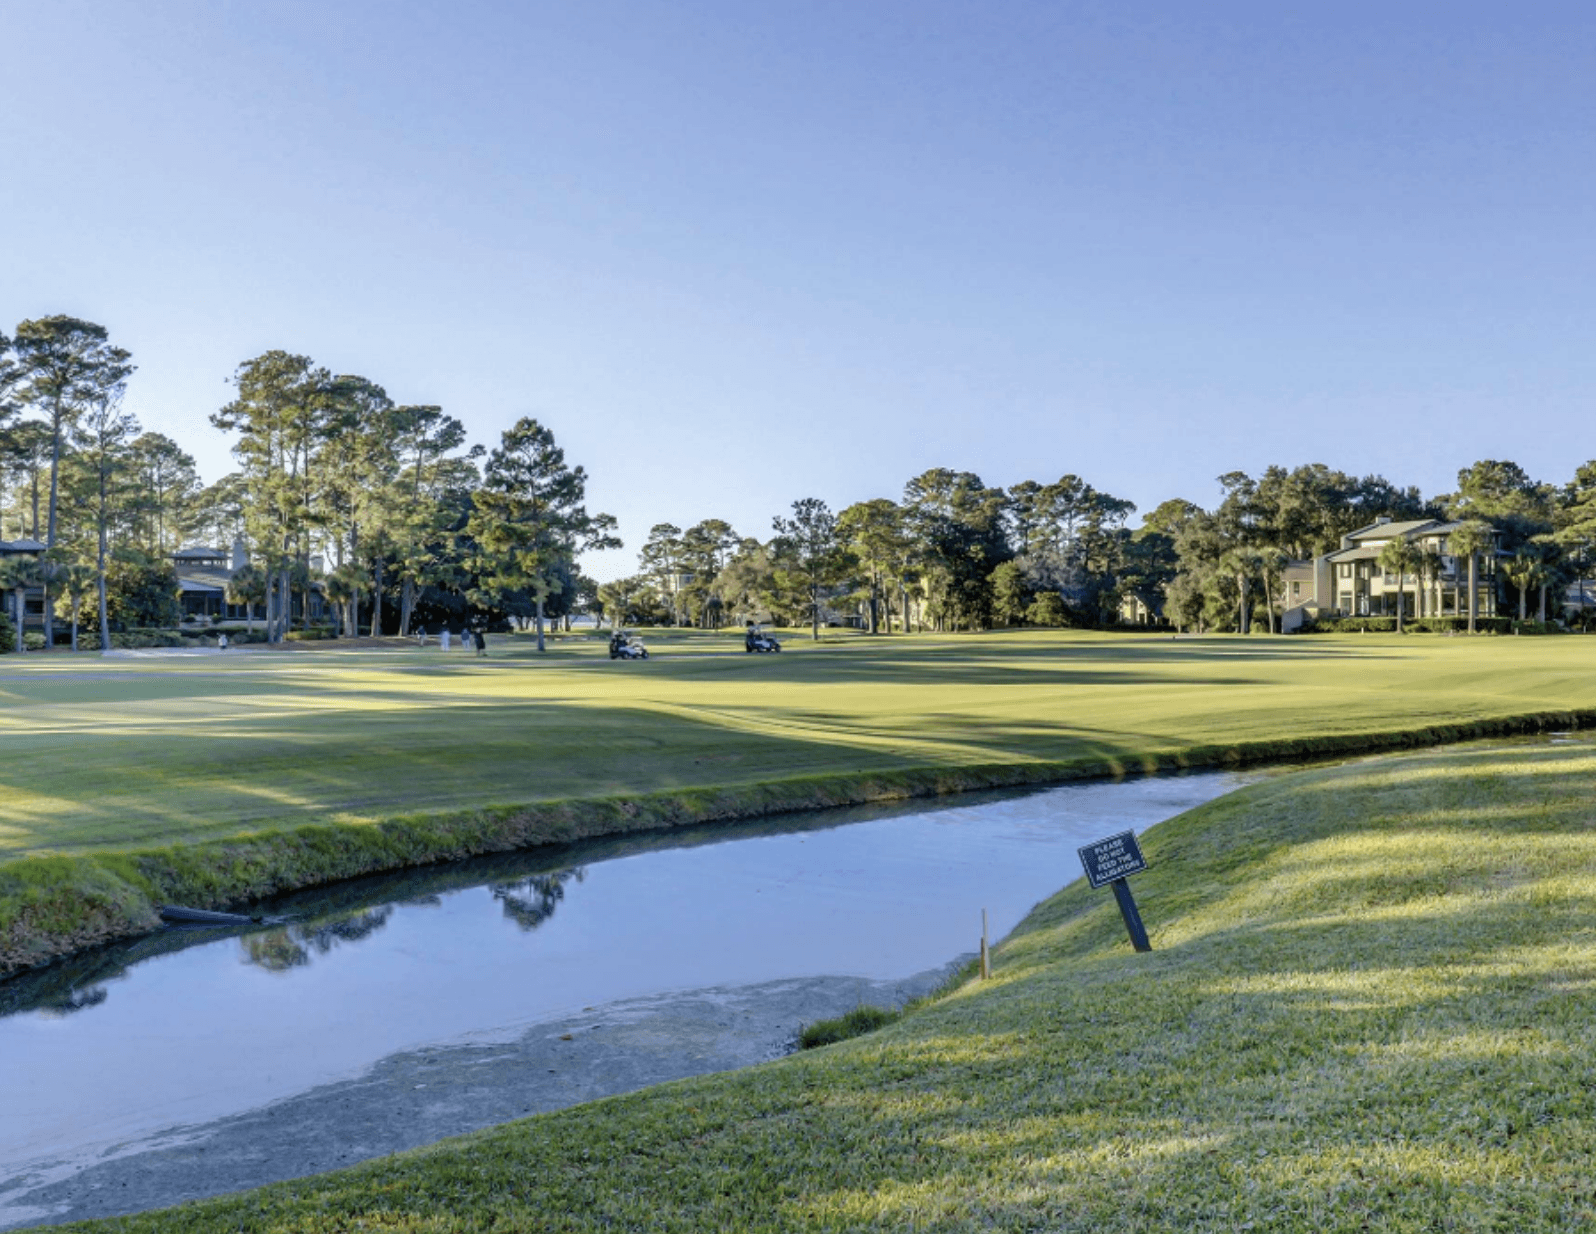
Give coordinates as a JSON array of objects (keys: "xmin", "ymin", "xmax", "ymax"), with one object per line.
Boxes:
[{"xmin": 1078, "ymin": 830, "xmax": 1152, "ymax": 952}]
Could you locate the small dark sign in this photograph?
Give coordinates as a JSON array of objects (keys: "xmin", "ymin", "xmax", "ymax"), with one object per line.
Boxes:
[{"xmin": 1078, "ymin": 830, "xmax": 1148, "ymax": 889}]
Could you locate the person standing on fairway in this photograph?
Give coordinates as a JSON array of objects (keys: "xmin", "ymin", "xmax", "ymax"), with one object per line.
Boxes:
[{"xmin": 473, "ymin": 628, "xmax": 486, "ymax": 657}]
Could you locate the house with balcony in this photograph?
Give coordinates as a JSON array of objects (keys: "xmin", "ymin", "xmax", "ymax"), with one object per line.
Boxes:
[
  {"xmin": 174, "ymin": 541, "xmax": 330, "ymax": 625},
  {"xmin": 1281, "ymin": 517, "xmax": 1503, "ymax": 632}
]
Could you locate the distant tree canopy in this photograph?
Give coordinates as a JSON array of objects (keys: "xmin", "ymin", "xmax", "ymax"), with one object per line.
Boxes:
[{"xmin": 7, "ymin": 313, "xmax": 1596, "ymax": 647}]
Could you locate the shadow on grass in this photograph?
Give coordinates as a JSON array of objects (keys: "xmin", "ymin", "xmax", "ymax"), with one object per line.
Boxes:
[{"xmin": 0, "ymin": 696, "xmax": 964, "ymax": 854}]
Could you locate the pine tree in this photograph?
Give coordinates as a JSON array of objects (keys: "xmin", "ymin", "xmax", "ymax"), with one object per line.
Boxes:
[
  {"xmin": 468, "ymin": 418, "xmax": 619, "ymax": 652},
  {"xmin": 10, "ymin": 317, "xmax": 134, "ymax": 647}
]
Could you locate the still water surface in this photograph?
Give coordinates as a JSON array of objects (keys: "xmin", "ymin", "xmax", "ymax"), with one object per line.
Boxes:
[{"xmin": 0, "ymin": 771, "xmax": 1247, "ymax": 1171}]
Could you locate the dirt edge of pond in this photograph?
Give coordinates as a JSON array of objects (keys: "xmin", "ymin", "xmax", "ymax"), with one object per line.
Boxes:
[
  {"xmin": 5, "ymin": 707, "xmax": 1592, "ymax": 980},
  {"xmin": 0, "ymin": 963, "xmax": 970, "ymax": 1231}
]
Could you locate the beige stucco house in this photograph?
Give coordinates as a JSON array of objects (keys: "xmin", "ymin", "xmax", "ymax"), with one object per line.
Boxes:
[{"xmin": 1281, "ymin": 517, "xmax": 1503, "ymax": 632}]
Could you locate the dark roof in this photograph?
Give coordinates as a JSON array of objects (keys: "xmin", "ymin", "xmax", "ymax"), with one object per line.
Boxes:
[
  {"xmin": 1324, "ymin": 545, "xmax": 1384, "ymax": 563},
  {"xmin": 1346, "ymin": 519, "xmax": 1443, "ymax": 541},
  {"xmin": 0, "ymin": 538, "xmax": 46, "ymax": 553},
  {"xmin": 174, "ymin": 545, "xmax": 227, "ymax": 560}
]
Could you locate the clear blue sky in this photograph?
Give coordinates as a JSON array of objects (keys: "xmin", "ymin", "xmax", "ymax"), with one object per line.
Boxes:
[{"xmin": 4, "ymin": 1, "xmax": 1593, "ymax": 578}]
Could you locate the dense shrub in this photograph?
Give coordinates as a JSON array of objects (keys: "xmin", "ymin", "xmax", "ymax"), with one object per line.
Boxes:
[
  {"xmin": 1306, "ymin": 616, "xmax": 1397, "ymax": 633},
  {"xmin": 797, "ymin": 1004, "xmax": 900, "ymax": 1049},
  {"xmin": 1412, "ymin": 617, "xmax": 1511, "ymax": 634},
  {"xmin": 285, "ymin": 625, "xmax": 337, "ymax": 641},
  {"xmin": 23, "ymin": 632, "xmax": 46, "ymax": 651},
  {"xmin": 0, "ymin": 613, "xmax": 14, "ymax": 652},
  {"xmin": 105, "ymin": 553, "xmax": 182, "ymax": 630},
  {"xmin": 1303, "ymin": 615, "xmax": 1512, "ymax": 635},
  {"xmin": 108, "ymin": 629, "xmax": 186, "ymax": 649},
  {"xmin": 1510, "ymin": 620, "xmax": 1564, "ymax": 636},
  {"xmin": 1026, "ymin": 594, "xmax": 1082, "ymax": 628}
]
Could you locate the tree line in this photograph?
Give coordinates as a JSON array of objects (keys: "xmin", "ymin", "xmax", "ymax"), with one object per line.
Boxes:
[
  {"xmin": 608, "ymin": 470, "xmax": 1138, "ymax": 638},
  {"xmin": 0, "ymin": 317, "xmax": 613, "ymax": 651},
  {"xmin": 5, "ymin": 314, "xmax": 1595, "ymax": 650},
  {"xmin": 601, "ymin": 463, "xmax": 1596, "ymax": 638}
]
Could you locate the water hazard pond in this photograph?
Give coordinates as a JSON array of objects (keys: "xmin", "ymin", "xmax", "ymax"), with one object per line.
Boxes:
[{"xmin": 0, "ymin": 770, "xmax": 1249, "ymax": 1228}]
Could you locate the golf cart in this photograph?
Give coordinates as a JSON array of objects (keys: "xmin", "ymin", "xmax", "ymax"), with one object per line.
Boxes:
[
  {"xmin": 744, "ymin": 624, "xmax": 782, "ymax": 653},
  {"xmin": 609, "ymin": 630, "xmax": 649, "ymax": 660}
]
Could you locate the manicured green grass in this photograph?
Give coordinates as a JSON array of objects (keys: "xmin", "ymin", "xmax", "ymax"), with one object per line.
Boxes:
[
  {"xmin": 4, "ymin": 628, "xmax": 1596, "ymax": 971},
  {"xmin": 51, "ymin": 740, "xmax": 1596, "ymax": 1232},
  {"xmin": 4, "ymin": 628, "xmax": 1594, "ymax": 855}
]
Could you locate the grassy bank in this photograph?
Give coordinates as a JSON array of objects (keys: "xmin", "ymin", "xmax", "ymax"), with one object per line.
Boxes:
[
  {"xmin": 4, "ymin": 629, "xmax": 1596, "ymax": 974},
  {"xmin": 48, "ymin": 739, "xmax": 1596, "ymax": 1232}
]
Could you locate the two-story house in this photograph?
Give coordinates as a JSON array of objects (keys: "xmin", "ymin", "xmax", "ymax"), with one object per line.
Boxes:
[
  {"xmin": 1282, "ymin": 517, "xmax": 1503, "ymax": 631},
  {"xmin": 174, "ymin": 543, "xmax": 245, "ymax": 620}
]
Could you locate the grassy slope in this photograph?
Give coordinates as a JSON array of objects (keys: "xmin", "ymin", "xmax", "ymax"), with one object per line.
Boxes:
[
  {"xmin": 4, "ymin": 628, "xmax": 1596, "ymax": 972},
  {"xmin": 53, "ymin": 740, "xmax": 1596, "ymax": 1233}
]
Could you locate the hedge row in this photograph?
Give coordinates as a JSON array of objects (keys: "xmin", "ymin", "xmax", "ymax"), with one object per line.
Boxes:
[
  {"xmin": 1302, "ymin": 615, "xmax": 1513, "ymax": 634},
  {"xmin": 285, "ymin": 626, "xmax": 338, "ymax": 641}
]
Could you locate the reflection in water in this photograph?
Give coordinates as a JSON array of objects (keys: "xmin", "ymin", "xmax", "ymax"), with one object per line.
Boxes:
[
  {"xmin": 241, "ymin": 907, "xmax": 396, "ymax": 973},
  {"xmin": 47, "ymin": 985, "xmax": 110, "ymax": 1015},
  {"xmin": 491, "ymin": 869, "xmax": 585, "ymax": 931},
  {"xmin": 237, "ymin": 871, "xmax": 585, "ymax": 974},
  {"xmin": 27, "ymin": 983, "xmax": 110, "ymax": 1018},
  {"xmin": 0, "ymin": 928, "xmax": 223, "ymax": 1021}
]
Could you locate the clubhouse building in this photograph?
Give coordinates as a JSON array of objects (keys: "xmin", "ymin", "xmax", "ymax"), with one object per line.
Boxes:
[{"xmin": 174, "ymin": 543, "xmax": 248, "ymax": 620}]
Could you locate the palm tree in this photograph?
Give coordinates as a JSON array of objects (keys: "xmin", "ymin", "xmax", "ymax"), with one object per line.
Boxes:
[
  {"xmin": 1256, "ymin": 546, "xmax": 1290, "ymax": 633},
  {"xmin": 226, "ymin": 562, "xmax": 267, "ymax": 627},
  {"xmin": 1503, "ymin": 551, "xmax": 1539, "ymax": 623},
  {"xmin": 1447, "ymin": 521, "xmax": 1495, "ymax": 635},
  {"xmin": 61, "ymin": 562, "xmax": 95, "ymax": 653},
  {"xmin": 1376, "ymin": 536, "xmax": 1421, "ymax": 633},
  {"xmin": 323, "ymin": 564, "xmax": 368, "ymax": 637},
  {"xmin": 1512, "ymin": 554, "xmax": 1552, "ymax": 626},
  {"xmin": 1416, "ymin": 543, "xmax": 1445, "ymax": 621},
  {"xmin": 1219, "ymin": 547, "xmax": 1263, "ymax": 634},
  {"xmin": 33, "ymin": 553, "xmax": 70, "ymax": 651},
  {"xmin": 1530, "ymin": 536, "xmax": 1562, "ymax": 624},
  {"xmin": 0, "ymin": 555, "xmax": 41, "ymax": 653}
]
